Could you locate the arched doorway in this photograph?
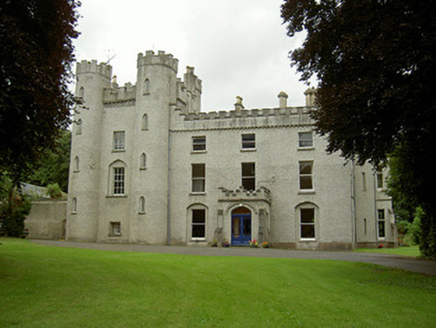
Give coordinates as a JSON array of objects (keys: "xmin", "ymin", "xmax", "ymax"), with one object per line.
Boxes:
[{"xmin": 231, "ymin": 207, "xmax": 252, "ymax": 246}]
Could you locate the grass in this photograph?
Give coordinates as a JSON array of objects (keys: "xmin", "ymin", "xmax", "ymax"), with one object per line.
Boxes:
[
  {"xmin": 355, "ymin": 245, "xmax": 421, "ymax": 257},
  {"xmin": 1, "ymin": 238, "xmax": 435, "ymax": 327}
]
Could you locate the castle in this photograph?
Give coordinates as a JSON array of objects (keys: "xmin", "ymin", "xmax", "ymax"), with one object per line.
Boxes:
[{"xmin": 67, "ymin": 50, "xmax": 396, "ymax": 249}]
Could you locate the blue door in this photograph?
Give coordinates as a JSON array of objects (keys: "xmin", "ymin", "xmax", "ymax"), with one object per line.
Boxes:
[{"xmin": 232, "ymin": 213, "xmax": 252, "ymax": 246}]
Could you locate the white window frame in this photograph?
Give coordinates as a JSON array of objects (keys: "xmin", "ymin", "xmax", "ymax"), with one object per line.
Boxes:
[
  {"xmin": 191, "ymin": 164, "xmax": 206, "ymax": 193},
  {"xmin": 298, "ymin": 132, "xmax": 313, "ymax": 148},
  {"xmin": 378, "ymin": 209, "xmax": 386, "ymax": 239},
  {"xmin": 241, "ymin": 133, "xmax": 256, "ymax": 150},
  {"xmin": 241, "ymin": 162, "xmax": 256, "ymax": 191},
  {"xmin": 113, "ymin": 167, "xmax": 125, "ymax": 195},
  {"xmin": 191, "ymin": 208, "xmax": 207, "ymax": 240},
  {"xmin": 300, "ymin": 207, "xmax": 316, "ymax": 240},
  {"xmin": 299, "ymin": 161, "xmax": 314, "ymax": 191},
  {"xmin": 113, "ymin": 131, "xmax": 125, "ymax": 151},
  {"xmin": 376, "ymin": 170, "xmax": 384, "ymax": 189},
  {"xmin": 192, "ymin": 136, "xmax": 206, "ymax": 152}
]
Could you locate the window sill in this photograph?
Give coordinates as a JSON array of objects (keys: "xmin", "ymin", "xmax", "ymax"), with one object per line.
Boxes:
[
  {"xmin": 138, "ymin": 212, "xmax": 146, "ymax": 215},
  {"xmin": 106, "ymin": 195, "xmax": 128, "ymax": 198},
  {"xmin": 240, "ymin": 148, "xmax": 256, "ymax": 152},
  {"xmin": 298, "ymin": 190, "xmax": 316, "ymax": 195},
  {"xmin": 299, "ymin": 238, "xmax": 316, "ymax": 242},
  {"xmin": 140, "ymin": 167, "xmax": 147, "ymax": 171},
  {"xmin": 190, "ymin": 192, "xmax": 206, "ymax": 196},
  {"xmin": 190, "ymin": 238, "xmax": 207, "ymax": 243},
  {"xmin": 112, "ymin": 149, "xmax": 126, "ymax": 153},
  {"xmin": 108, "ymin": 234, "xmax": 122, "ymax": 237},
  {"xmin": 191, "ymin": 150, "xmax": 207, "ymax": 154},
  {"xmin": 298, "ymin": 147, "xmax": 314, "ymax": 151}
]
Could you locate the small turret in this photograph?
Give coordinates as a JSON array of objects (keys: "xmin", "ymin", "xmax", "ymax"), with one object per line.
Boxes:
[{"xmin": 304, "ymin": 87, "xmax": 317, "ymax": 107}]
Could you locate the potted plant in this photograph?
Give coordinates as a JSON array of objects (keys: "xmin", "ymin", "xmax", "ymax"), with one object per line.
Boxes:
[
  {"xmin": 223, "ymin": 238, "xmax": 230, "ymax": 247},
  {"xmin": 262, "ymin": 241, "xmax": 269, "ymax": 248},
  {"xmin": 249, "ymin": 239, "xmax": 259, "ymax": 248}
]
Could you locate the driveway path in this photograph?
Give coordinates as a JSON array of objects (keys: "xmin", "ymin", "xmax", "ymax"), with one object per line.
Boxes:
[{"xmin": 31, "ymin": 240, "xmax": 436, "ymax": 276}]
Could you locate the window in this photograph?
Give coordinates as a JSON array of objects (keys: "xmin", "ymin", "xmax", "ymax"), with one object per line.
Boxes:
[
  {"xmin": 113, "ymin": 167, "xmax": 125, "ymax": 195},
  {"xmin": 142, "ymin": 114, "xmax": 148, "ymax": 130},
  {"xmin": 192, "ymin": 209, "xmax": 206, "ymax": 239},
  {"xmin": 72, "ymin": 197, "xmax": 77, "ymax": 213},
  {"xmin": 78, "ymin": 87, "xmax": 85, "ymax": 100},
  {"xmin": 192, "ymin": 164, "xmax": 205, "ymax": 193},
  {"xmin": 143, "ymin": 78, "xmax": 150, "ymax": 94},
  {"xmin": 242, "ymin": 162, "xmax": 255, "ymax": 191},
  {"xmin": 299, "ymin": 161, "xmax": 313, "ymax": 190},
  {"xmin": 298, "ymin": 132, "xmax": 313, "ymax": 148},
  {"xmin": 76, "ymin": 119, "xmax": 82, "ymax": 135},
  {"xmin": 376, "ymin": 170, "xmax": 384, "ymax": 189},
  {"xmin": 378, "ymin": 209, "xmax": 386, "ymax": 238},
  {"xmin": 139, "ymin": 197, "xmax": 145, "ymax": 214},
  {"xmin": 74, "ymin": 156, "xmax": 80, "ymax": 172},
  {"xmin": 192, "ymin": 136, "xmax": 206, "ymax": 152},
  {"xmin": 140, "ymin": 153, "xmax": 147, "ymax": 169},
  {"xmin": 242, "ymin": 133, "xmax": 256, "ymax": 149},
  {"xmin": 110, "ymin": 222, "xmax": 121, "ymax": 236},
  {"xmin": 300, "ymin": 208, "xmax": 315, "ymax": 239},
  {"xmin": 113, "ymin": 131, "xmax": 125, "ymax": 151}
]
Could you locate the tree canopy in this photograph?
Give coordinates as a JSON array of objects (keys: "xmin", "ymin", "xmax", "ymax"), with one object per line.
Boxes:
[
  {"xmin": 282, "ymin": 0, "xmax": 436, "ymax": 257},
  {"xmin": 0, "ymin": 0, "xmax": 79, "ymax": 183}
]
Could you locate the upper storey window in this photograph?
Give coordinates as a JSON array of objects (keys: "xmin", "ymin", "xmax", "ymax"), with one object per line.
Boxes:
[
  {"xmin": 192, "ymin": 164, "xmax": 206, "ymax": 193},
  {"xmin": 192, "ymin": 136, "xmax": 206, "ymax": 152},
  {"xmin": 242, "ymin": 162, "xmax": 256, "ymax": 191},
  {"xmin": 143, "ymin": 78, "xmax": 150, "ymax": 94},
  {"xmin": 113, "ymin": 131, "xmax": 125, "ymax": 151},
  {"xmin": 242, "ymin": 134, "xmax": 256, "ymax": 150},
  {"xmin": 299, "ymin": 132, "xmax": 313, "ymax": 148},
  {"xmin": 299, "ymin": 161, "xmax": 314, "ymax": 190}
]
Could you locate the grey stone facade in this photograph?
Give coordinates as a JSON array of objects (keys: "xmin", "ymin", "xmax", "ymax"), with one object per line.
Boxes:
[{"xmin": 67, "ymin": 51, "xmax": 396, "ymax": 249}]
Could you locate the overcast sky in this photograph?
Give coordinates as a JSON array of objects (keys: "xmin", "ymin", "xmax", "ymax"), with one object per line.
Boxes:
[{"xmin": 73, "ymin": 0, "xmax": 312, "ymax": 111}]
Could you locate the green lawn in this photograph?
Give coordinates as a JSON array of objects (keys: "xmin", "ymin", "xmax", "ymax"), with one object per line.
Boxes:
[
  {"xmin": 354, "ymin": 245, "xmax": 421, "ymax": 257},
  {"xmin": 1, "ymin": 238, "xmax": 435, "ymax": 327}
]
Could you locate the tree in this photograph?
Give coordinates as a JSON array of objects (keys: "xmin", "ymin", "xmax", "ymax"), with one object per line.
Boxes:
[
  {"xmin": 282, "ymin": 0, "xmax": 436, "ymax": 257},
  {"xmin": 0, "ymin": 0, "xmax": 79, "ymax": 184},
  {"xmin": 22, "ymin": 129, "xmax": 71, "ymax": 192}
]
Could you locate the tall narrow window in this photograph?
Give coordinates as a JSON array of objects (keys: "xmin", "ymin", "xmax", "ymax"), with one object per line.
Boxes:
[
  {"xmin": 113, "ymin": 167, "xmax": 125, "ymax": 195},
  {"xmin": 140, "ymin": 153, "xmax": 147, "ymax": 169},
  {"xmin": 76, "ymin": 119, "xmax": 82, "ymax": 135},
  {"xmin": 378, "ymin": 209, "xmax": 386, "ymax": 238},
  {"xmin": 299, "ymin": 161, "xmax": 313, "ymax": 190},
  {"xmin": 242, "ymin": 134, "xmax": 256, "ymax": 149},
  {"xmin": 298, "ymin": 132, "xmax": 313, "ymax": 148},
  {"xmin": 79, "ymin": 87, "xmax": 85, "ymax": 100},
  {"xmin": 192, "ymin": 136, "xmax": 206, "ymax": 152},
  {"xmin": 113, "ymin": 131, "xmax": 125, "ymax": 151},
  {"xmin": 376, "ymin": 170, "xmax": 384, "ymax": 189},
  {"xmin": 242, "ymin": 162, "xmax": 255, "ymax": 191},
  {"xmin": 74, "ymin": 156, "xmax": 80, "ymax": 172},
  {"xmin": 72, "ymin": 197, "xmax": 77, "ymax": 213},
  {"xmin": 143, "ymin": 78, "xmax": 150, "ymax": 94},
  {"xmin": 192, "ymin": 209, "xmax": 206, "ymax": 239},
  {"xmin": 139, "ymin": 197, "xmax": 145, "ymax": 213},
  {"xmin": 142, "ymin": 114, "xmax": 148, "ymax": 130},
  {"xmin": 192, "ymin": 164, "xmax": 205, "ymax": 193},
  {"xmin": 300, "ymin": 208, "xmax": 315, "ymax": 239}
]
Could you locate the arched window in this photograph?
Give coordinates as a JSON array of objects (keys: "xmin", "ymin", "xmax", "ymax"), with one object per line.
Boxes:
[
  {"xmin": 108, "ymin": 160, "xmax": 127, "ymax": 196},
  {"xmin": 140, "ymin": 153, "xmax": 147, "ymax": 169},
  {"xmin": 142, "ymin": 114, "xmax": 148, "ymax": 130},
  {"xmin": 76, "ymin": 119, "xmax": 82, "ymax": 135},
  {"xmin": 295, "ymin": 202, "xmax": 318, "ymax": 240},
  {"xmin": 72, "ymin": 197, "xmax": 77, "ymax": 213},
  {"xmin": 139, "ymin": 196, "xmax": 146, "ymax": 214},
  {"xmin": 79, "ymin": 86, "xmax": 85, "ymax": 100},
  {"xmin": 74, "ymin": 156, "xmax": 80, "ymax": 172},
  {"xmin": 143, "ymin": 78, "xmax": 150, "ymax": 94}
]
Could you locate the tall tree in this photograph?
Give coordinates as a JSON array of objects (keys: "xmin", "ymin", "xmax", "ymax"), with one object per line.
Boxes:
[
  {"xmin": 0, "ymin": 0, "xmax": 79, "ymax": 184},
  {"xmin": 282, "ymin": 0, "xmax": 436, "ymax": 257}
]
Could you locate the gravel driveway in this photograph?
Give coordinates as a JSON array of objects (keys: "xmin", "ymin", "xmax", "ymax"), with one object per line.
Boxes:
[{"xmin": 31, "ymin": 240, "xmax": 436, "ymax": 276}]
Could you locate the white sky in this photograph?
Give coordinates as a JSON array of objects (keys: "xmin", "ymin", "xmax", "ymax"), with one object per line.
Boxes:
[{"xmin": 73, "ymin": 0, "xmax": 312, "ymax": 111}]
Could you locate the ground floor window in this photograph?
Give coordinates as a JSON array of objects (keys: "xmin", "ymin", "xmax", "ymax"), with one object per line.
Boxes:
[
  {"xmin": 192, "ymin": 209, "xmax": 206, "ymax": 239},
  {"xmin": 300, "ymin": 208, "xmax": 315, "ymax": 239},
  {"xmin": 378, "ymin": 209, "xmax": 385, "ymax": 238},
  {"xmin": 110, "ymin": 222, "xmax": 121, "ymax": 236}
]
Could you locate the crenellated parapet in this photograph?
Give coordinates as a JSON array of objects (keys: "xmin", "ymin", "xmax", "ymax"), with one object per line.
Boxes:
[
  {"xmin": 103, "ymin": 80, "xmax": 137, "ymax": 105},
  {"xmin": 218, "ymin": 186, "xmax": 272, "ymax": 204},
  {"xmin": 76, "ymin": 60, "xmax": 112, "ymax": 80},
  {"xmin": 137, "ymin": 50, "xmax": 179, "ymax": 73}
]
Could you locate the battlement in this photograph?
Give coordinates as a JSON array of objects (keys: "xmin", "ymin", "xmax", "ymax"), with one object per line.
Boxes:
[
  {"xmin": 76, "ymin": 60, "xmax": 112, "ymax": 79},
  {"xmin": 103, "ymin": 80, "xmax": 137, "ymax": 105},
  {"xmin": 137, "ymin": 50, "xmax": 179, "ymax": 73},
  {"xmin": 181, "ymin": 106, "xmax": 311, "ymax": 121}
]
